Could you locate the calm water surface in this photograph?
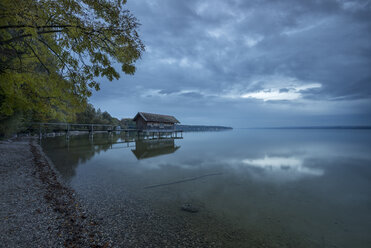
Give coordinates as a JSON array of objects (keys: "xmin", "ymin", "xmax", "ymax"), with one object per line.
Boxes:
[{"xmin": 41, "ymin": 129, "xmax": 371, "ymax": 247}]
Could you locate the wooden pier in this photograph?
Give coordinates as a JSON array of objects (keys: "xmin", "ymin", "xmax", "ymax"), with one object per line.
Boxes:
[
  {"xmin": 29, "ymin": 122, "xmax": 183, "ymax": 139},
  {"xmin": 30, "ymin": 122, "xmax": 118, "ymax": 137}
]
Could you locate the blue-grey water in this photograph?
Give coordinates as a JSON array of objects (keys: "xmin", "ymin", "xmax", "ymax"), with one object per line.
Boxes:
[{"xmin": 41, "ymin": 129, "xmax": 371, "ymax": 247}]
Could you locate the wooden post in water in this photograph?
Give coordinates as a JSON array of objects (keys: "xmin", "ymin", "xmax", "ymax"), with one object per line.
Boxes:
[
  {"xmin": 89, "ymin": 124, "xmax": 94, "ymax": 135},
  {"xmin": 66, "ymin": 124, "xmax": 70, "ymax": 140},
  {"xmin": 39, "ymin": 124, "xmax": 42, "ymax": 140}
]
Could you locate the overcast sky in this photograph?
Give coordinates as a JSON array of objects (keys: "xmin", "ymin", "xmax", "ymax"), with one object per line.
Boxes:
[{"xmin": 90, "ymin": 0, "xmax": 371, "ymax": 127}]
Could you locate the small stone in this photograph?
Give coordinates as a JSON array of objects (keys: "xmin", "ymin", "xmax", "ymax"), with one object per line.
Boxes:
[{"xmin": 181, "ymin": 203, "xmax": 199, "ymax": 213}]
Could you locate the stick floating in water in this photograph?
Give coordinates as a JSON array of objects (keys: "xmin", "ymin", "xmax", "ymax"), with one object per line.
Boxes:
[{"xmin": 144, "ymin": 172, "xmax": 223, "ymax": 189}]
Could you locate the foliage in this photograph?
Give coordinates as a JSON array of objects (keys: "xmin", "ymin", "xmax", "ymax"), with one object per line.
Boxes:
[
  {"xmin": 0, "ymin": 0, "xmax": 144, "ymax": 90},
  {"xmin": 0, "ymin": 112, "xmax": 26, "ymax": 138},
  {"xmin": 0, "ymin": 0, "xmax": 144, "ymax": 137},
  {"xmin": 75, "ymin": 103, "xmax": 119, "ymax": 125},
  {"xmin": 0, "ymin": 71, "xmax": 85, "ymax": 121},
  {"xmin": 119, "ymin": 118, "xmax": 136, "ymax": 129}
]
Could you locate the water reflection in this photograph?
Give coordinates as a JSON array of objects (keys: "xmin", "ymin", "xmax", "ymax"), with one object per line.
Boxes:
[
  {"xmin": 41, "ymin": 133, "xmax": 121, "ymax": 180},
  {"xmin": 41, "ymin": 130, "xmax": 371, "ymax": 247},
  {"xmin": 41, "ymin": 132, "xmax": 182, "ymax": 180},
  {"xmin": 241, "ymin": 155, "xmax": 324, "ymax": 181},
  {"xmin": 131, "ymin": 138, "xmax": 181, "ymax": 160}
]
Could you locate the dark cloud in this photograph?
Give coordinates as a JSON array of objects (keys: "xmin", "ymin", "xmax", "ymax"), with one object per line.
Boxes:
[
  {"xmin": 158, "ymin": 89, "xmax": 179, "ymax": 95},
  {"xmin": 90, "ymin": 0, "xmax": 371, "ymax": 126},
  {"xmin": 179, "ymin": 92, "xmax": 204, "ymax": 98},
  {"xmin": 279, "ymin": 88, "xmax": 290, "ymax": 93}
]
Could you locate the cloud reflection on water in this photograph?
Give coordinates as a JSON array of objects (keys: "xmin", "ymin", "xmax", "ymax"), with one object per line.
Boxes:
[{"xmin": 240, "ymin": 155, "xmax": 324, "ymax": 181}]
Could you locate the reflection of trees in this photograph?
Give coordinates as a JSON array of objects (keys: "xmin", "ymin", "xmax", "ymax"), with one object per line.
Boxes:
[
  {"xmin": 41, "ymin": 132, "xmax": 137, "ymax": 181},
  {"xmin": 131, "ymin": 138, "xmax": 180, "ymax": 160}
]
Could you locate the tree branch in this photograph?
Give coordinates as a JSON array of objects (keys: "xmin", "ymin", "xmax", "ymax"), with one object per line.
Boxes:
[
  {"xmin": 23, "ymin": 41, "xmax": 50, "ymax": 75},
  {"xmin": 0, "ymin": 24, "xmax": 74, "ymax": 29},
  {"xmin": 37, "ymin": 38, "xmax": 74, "ymax": 77},
  {"xmin": 0, "ymin": 29, "xmax": 65, "ymax": 45}
]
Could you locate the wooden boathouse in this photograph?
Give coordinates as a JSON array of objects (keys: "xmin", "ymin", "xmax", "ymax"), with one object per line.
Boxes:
[{"xmin": 133, "ymin": 112, "xmax": 180, "ymax": 131}]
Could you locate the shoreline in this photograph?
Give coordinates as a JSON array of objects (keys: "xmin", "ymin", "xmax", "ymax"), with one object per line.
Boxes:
[{"xmin": 0, "ymin": 137, "xmax": 111, "ymax": 247}]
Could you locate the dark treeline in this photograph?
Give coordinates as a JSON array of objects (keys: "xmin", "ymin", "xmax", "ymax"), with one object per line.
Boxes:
[
  {"xmin": 75, "ymin": 104, "xmax": 120, "ymax": 126},
  {"xmin": 75, "ymin": 104, "xmax": 136, "ymax": 129},
  {"xmin": 0, "ymin": 101, "xmax": 132, "ymax": 137},
  {"xmin": 0, "ymin": 100, "xmax": 136, "ymax": 137},
  {"xmin": 175, "ymin": 125, "xmax": 233, "ymax": 132}
]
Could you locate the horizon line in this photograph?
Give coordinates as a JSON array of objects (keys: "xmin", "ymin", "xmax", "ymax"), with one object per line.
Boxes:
[{"xmin": 236, "ymin": 125, "xmax": 371, "ymax": 130}]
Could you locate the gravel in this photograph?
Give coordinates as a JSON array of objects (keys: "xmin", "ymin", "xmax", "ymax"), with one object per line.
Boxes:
[{"xmin": 0, "ymin": 138, "xmax": 111, "ymax": 247}]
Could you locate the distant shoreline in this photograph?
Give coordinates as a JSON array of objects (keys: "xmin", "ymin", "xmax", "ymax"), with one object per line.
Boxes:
[
  {"xmin": 240, "ymin": 126, "xmax": 371, "ymax": 130},
  {"xmin": 175, "ymin": 124, "xmax": 233, "ymax": 131}
]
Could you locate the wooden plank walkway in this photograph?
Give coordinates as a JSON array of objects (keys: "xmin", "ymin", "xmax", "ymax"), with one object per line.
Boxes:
[
  {"xmin": 29, "ymin": 122, "xmax": 183, "ymax": 138},
  {"xmin": 31, "ymin": 122, "xmax": 117, "ymax": 132}
]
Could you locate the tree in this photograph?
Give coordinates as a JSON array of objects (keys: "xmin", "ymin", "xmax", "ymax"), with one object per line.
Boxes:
[
  {"xmin": 120, "ymin": 118, "xmax": 136, "ymax": 129},
  {"xmin": 75, "ymin": 104, "xmax": 119, "ymax": 126},
  {"xmin": 75, "ymin": 104, "xmax": 96, "ymax": 124},
  {"xmin": 0, "ymin": 0, "xmax": 144, "ymax": 136}
]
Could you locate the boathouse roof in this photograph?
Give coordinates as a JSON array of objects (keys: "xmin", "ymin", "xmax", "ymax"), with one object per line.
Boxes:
[{"xmin": 133, "ymin": 112, "xmax": 180, "ymax": 124}]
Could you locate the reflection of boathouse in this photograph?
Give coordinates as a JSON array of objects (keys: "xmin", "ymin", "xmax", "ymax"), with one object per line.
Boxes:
[
  {"xmin": 133, "ymin": 112, "xmax": 180, "ymax": 130},
  {"xmin": 132, "ymin": 138, "xmax": 180, "ymax": 159}
]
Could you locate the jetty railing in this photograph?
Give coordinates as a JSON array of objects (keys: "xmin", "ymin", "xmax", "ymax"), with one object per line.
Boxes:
[
  {"xmin": 28, "ymin": 122, "xmax": 183, "ymax": 139},
  {"xmin": 29, "ymin": 122, "xmax": 123, "ymax": 137}
]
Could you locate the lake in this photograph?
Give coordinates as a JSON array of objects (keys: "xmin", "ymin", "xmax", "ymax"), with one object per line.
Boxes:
[{"xmin": 41, "ymin": 129, "xmax": 371, "ymax": 247}]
